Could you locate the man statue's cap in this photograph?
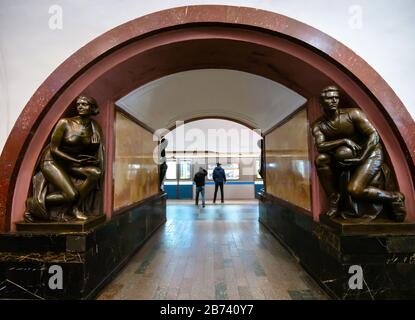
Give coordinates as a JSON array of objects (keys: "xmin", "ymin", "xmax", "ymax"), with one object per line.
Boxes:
[{"xmin": 320, "ymin": 85, "xmax": 340, "ymax": 97}]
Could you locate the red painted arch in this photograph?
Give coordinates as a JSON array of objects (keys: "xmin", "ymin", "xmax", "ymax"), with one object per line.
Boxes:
[{"xmin": 0, "ymin": 5, "xmax": 414, "ymax": 231}]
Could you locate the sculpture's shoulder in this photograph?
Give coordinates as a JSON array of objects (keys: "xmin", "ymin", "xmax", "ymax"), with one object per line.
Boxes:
[
  {"xmin": 340, "ymin": 107, "xmax": 363, "ymax": 119},
  {"xmin": 52, "ymin": 118, "xmax": 71, "ymax": 132},
  {"xmin": 55, "ymin": 117, "xmax": 70, "ymax": 126},
  {"xmin": 311, "ymin": 117, "xmax": 324, "ymax": 131}
]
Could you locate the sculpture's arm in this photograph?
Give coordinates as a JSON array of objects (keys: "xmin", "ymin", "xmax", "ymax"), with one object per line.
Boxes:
[
  {"xmin": 351, "ymin": 109, "xmax": 379, "ymax": 161},
  {"xmin": 50, "ymin": 119, "xmax": 81, "ymax": 164},
  {"xmin": 311, "ymin": 123, "xmax": 360, "ymax": 153}
]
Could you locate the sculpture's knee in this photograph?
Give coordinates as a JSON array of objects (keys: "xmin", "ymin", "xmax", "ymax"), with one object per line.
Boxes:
[
  {"xmin": 347, "ymin": 182, "xmax": 364, "ymax": 198},
  {"xmin": 65, "ymin": 189, "xmax": 79, "ymax": 203},
  {"xmin": 315, "ymin": 154, "xmax": 331, "ymax": 168}
]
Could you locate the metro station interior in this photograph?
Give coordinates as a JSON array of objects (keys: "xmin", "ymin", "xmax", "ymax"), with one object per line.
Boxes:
[{"xmin": 0, "ymin": 2, "xmax": 414, "ymax": 300}]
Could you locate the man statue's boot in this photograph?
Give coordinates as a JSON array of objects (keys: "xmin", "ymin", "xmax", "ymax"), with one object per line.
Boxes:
[{"xmin": 317, "ymin": 166, "xmax": 340, "ymax": 217}]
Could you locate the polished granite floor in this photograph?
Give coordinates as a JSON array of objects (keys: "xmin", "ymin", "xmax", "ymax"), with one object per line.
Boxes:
[{"xmin": 97, "ymin": 200, "xmax": 328, "ymax": 300}]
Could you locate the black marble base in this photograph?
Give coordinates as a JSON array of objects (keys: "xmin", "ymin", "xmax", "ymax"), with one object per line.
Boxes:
[
  {"xmin": 258, "ymin": 191, "xmax": 415, "ymax": 300},
  {"xmin": 0, "ymin": 193, "xmax": 167, "ymax": 299},
  {"xmin": 15, "ymin": 215, "xmax": 106, "ymax": 233}
]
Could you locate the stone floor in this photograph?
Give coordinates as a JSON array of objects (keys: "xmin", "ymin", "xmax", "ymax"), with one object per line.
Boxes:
[{"xmin": 97, "ymin": 200, "xmax": 328, "ymax": 300}]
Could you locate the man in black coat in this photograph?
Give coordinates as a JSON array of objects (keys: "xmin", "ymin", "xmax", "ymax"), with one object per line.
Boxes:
[
  {"xmin": 193, "ymin": 167, "xmax": 208, "ymax": 208},
  {"xmin": 212, "ymin": 163, "xmax": 226, "ymax": 204}
]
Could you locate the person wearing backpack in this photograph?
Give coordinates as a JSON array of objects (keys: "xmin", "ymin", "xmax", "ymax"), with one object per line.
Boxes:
[{"xmin": 193, "ymin": 167, "xmax": 208, "ymax": 208}]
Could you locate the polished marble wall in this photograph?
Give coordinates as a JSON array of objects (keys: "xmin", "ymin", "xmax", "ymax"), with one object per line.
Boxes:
[
  {"xmin": 114, "ymin": 111, "xmax": 159, "ymax": 210},
  {"xmin": 265, "ymin": 108, "xmax": 311, "ymax": 211}
]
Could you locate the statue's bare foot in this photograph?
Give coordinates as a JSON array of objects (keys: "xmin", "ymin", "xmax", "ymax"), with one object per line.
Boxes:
[
  {"xmin": 73, "ymin": 208, "xmax": 88, "ymax": 221},
  {"xmin": 326, "ymin": 193, "xmax": 341, "ymax": 218}
]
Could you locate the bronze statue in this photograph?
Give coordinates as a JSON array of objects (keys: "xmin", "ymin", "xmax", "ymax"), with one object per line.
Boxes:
[
  {"xmin": 311, "ymin": 86, "xmax": 406, "ymax": 222},
  {"xmin": 159, "ymin": 137, "xmax": 168, "ymax": 191},
  {"xmin": 257, "ymin": 138, "xmax": 265, "ymax": 180},
  {"xmin": 25, "ymin": 95, "xmax": 104, "ymax": 222},
  {"xmin": 257, "ymin": 138, "xmax": 265, "ymax": 193}
]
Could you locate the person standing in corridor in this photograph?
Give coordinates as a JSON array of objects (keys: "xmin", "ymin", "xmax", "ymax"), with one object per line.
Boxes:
[
  {"xmin": 213, "ymin": 162, "xmax": 226, "ymax": 204},
  {"xmin": 194, "ymin": 167, "xmax": 208, "ymax": 208}
]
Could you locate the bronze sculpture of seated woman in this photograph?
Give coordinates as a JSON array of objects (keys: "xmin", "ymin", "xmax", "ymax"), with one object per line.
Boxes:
[{"xmin": 25, "ymin": 95, "xmax": 104, "ymax": 222}]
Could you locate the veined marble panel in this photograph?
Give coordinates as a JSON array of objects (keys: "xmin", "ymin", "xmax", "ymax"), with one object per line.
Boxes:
[
  {"xmin": 265, "ymin": 109, "xmax": 311, "ymax": 211},
  {"xmin": 114, "ymin": 111, "xmax": 159, "ymax": 210}
]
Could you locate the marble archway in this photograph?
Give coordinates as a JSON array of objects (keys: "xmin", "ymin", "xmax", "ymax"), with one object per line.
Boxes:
[{"xmin": 0, "ymin": 5, "xmax": 414, "ymax": 232}]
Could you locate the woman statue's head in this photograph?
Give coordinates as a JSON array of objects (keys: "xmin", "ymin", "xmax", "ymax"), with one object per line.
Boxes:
[{"xmin": 76, "ymin": 95, "xmax": 99, "ymax": 116}]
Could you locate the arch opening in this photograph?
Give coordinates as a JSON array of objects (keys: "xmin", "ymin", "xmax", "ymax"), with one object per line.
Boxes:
[
  {"xmin": 159, "ymin": 118, "xmax": 263, "ymax": 203},
  {"xmin": 0, "ymin": 5, "xmax": 413, "ymax": 232}
]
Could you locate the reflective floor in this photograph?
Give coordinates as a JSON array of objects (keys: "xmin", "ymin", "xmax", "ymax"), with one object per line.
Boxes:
[{"xmin": 97, "ymin": 200, "xmax": 328, "ymax": 300}]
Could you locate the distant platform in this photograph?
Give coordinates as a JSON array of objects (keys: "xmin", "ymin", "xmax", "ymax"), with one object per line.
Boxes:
[{"xmin": 167, "ymin": 199, "xmax": 259, "ymax": 205}]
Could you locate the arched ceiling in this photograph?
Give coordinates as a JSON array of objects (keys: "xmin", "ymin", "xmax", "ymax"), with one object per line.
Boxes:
[
  {"xmin": 115, "ymin": 69, "xmax": 306, "ymax": 133},
  {"xmin": 164, "ymin": 118, "xmax": 262, "ymax": 154}
]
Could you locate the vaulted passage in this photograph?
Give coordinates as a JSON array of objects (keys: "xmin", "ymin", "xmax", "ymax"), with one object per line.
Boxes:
[{"xmin": 97, "ymin": 201, "xmax": 327, "ymax": 300}]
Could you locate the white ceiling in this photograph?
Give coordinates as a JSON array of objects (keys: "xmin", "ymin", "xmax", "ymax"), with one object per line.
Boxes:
[{"xmin": 116, "ymin": 69, "xmax": 306, "ymax": 133}]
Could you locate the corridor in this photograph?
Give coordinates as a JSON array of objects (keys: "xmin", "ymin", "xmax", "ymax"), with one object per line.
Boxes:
[{"xmin": 97, "ymin": 200, "xmax": 327, "ymax": 300}]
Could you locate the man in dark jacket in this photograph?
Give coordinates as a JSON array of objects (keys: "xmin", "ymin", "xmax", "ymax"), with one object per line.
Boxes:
[
  {"xmin": 194, "ymin": 167, "xmax": 208, "ymax": 207},
  {"xmin": 212, "ymin": 163, "xmax": 226, "ymax": 204}
]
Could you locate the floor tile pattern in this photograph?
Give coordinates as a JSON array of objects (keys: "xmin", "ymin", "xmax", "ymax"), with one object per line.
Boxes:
[{"xmin": 97, "ymin": 201, "xmax": 327, "ymax": 300}]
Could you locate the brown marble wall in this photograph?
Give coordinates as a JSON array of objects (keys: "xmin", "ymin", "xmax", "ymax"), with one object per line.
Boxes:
[
  {"xmin": 113, "ymin": 111, "xmax": 159, "ymax": 210},
  {"xmin": 265, "ymin": 109, "xmax": 311, "ymax": 211}
]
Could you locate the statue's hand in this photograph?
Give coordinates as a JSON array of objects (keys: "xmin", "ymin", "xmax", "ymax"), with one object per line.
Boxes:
[
  {"xmin": 77, "ymin": 155, "xmax": 99, "ymax": 165},
  {"xmin": 342, "ymin": 157, "xmax": 363, "ymax": 165},
  {"xmin": 344, "ymin": 139, "xmax": 361, "ymax": 153}
]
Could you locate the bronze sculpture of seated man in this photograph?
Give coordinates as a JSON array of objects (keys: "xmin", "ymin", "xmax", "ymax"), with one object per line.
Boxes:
[
  {"xmin": 311, "ymin": 86, "xmax": 406, "ymax": 222},
  {"xmin": 25, "ymin": 95, "xmax": 104, "ymax": 222},
  {"xmin": 158, "ymin": 137, "xmax": 168, "ymax": 192}
]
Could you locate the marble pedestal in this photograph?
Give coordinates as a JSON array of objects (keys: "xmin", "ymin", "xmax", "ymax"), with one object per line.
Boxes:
[
  {"xmin": 258, "ymin": 191, "xmax": 415, "ymax": 300},
  {"xmin": 0, "ymin": 193, "xmax": 166, "ymax": 299},
  {"xmin": 313, "ymin": 215, "xmax": 415, "ymax": 299}
]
